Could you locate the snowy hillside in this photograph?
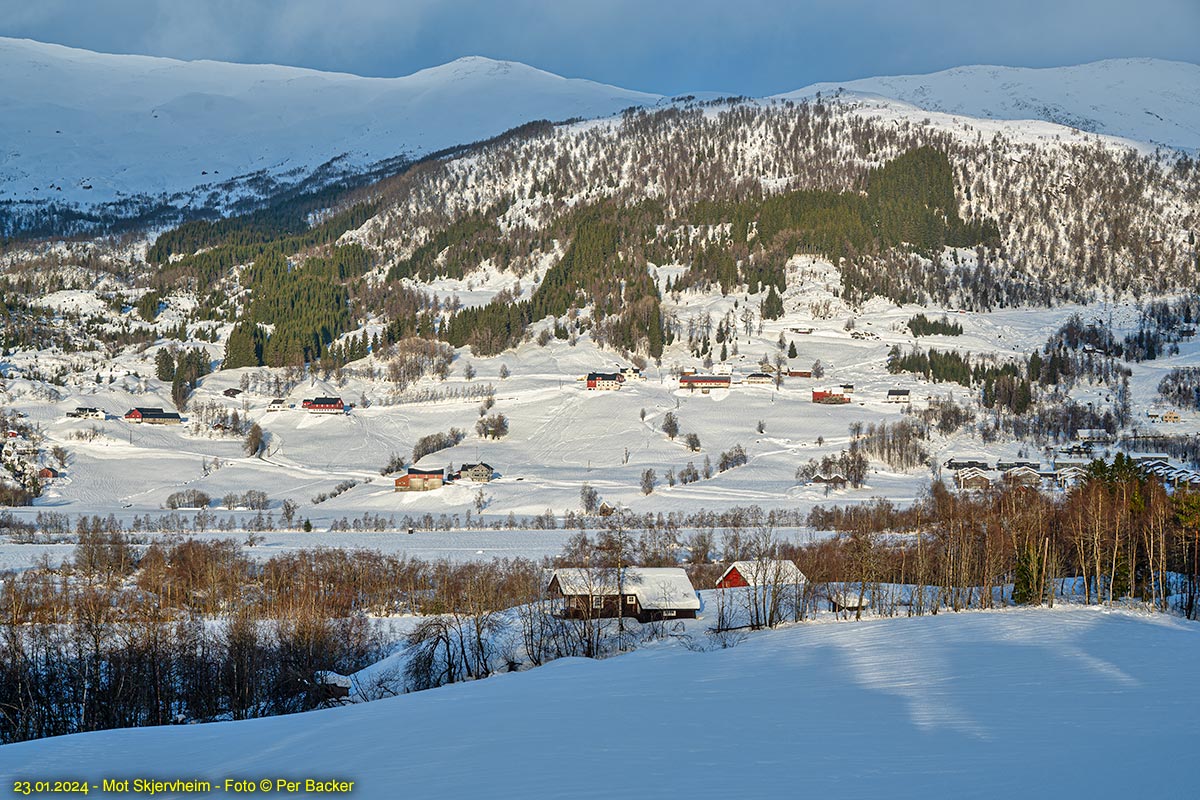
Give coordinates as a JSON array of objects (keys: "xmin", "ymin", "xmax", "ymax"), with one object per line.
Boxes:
[
  {"xmin": 0, "ymin": 38, "xmax": 661, "ymax": 209},
  {"xmin": 2, "ymin": 39, "xmax": 1197, "ymax": 230},
  {"xmin": 4, "ymin": 608, "xmax": 1197, "ymax": 797},
  {"xmin": 782, "ymin": 58, "xmax": 1200, "ymax": 152}
]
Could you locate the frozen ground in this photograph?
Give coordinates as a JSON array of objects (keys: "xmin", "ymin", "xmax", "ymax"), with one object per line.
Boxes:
[{"xmin": 4, "ymin": 606, "xmax": 1196, "ymax": 798}]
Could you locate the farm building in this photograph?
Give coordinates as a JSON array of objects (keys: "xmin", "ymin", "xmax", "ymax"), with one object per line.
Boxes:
[
  {"xmin": 302, "ymin": 397, "xmax": 344, "ymax": 414},
  {"xmin": 745, "ymin": 372, "xmax": 774, "ymax": 385},
  {"xmin": 266, "ymin": 398, "xmax": 287, "ymax": 412},
  {"xmin": 37, "ymin": 467, "xmax": 60, "ymax": 480},
  {"xmin": 548, "ymin": 567, "xmax": 701, "ymax": 623},
  {"xmin": 1076, "ymin": 428, "xmax": 1114, "ymax": 443},
  {"xmin": 1162, "ymin": 411, "xmax": 1182, "ymax": 423},
  {"xmin": 585, "ymin": 372, "xmax": 622, "ymax": 391},
  {"xmin": 810, "ymin": 473, "xmax": 848, "ymax": 487},
  {"xmin": 680, "ymin": 375, "xmax": 732, "ymax": 391},
  {"xmin": 394, "ymin": 468, "xmax": 444, "ymax": 492},
  {"xmin": 954, "ymin": 467, "xmax": 991, "ymax": 491},
  {"xmin": 812, "ymin": 389, "xmax": 849, "ymax": 405},
  {"xmin": 945, "ymin": 458, "xmax": 990, "ymax": 471},
  {"xmin": 66, "ymin": 407, "xmax": 104, "ymax": 420},
  {"xmin": 1054, "ymin": 466, "xmax": 1088, "ymax": 488},
  {"xmin": 1003, "ymin": 466, "xmax": 1043, "ymax": 488},
  {"xmin": 458, "ymin": 462, "xmax": 494, "ymax": 483},
  {"xmin": 885, "ymin": 389, "xmax": 911, "ymax": 403},
  {"xmin": 788, "ymin": 370, "xmax": 813, "ymax": 378},
  {"xmin": 124, "ymin": 407, "xmax": 182, "ymax": 425},
  {"xmin": 828, "ymin": 589, "xmax": 870, "ymax": 613},
  {"xmin": 715, "ymin": 560, "xmax": 807, "ymax": 589},
  {"xmin": 619, "ymin": 366, "xmax": 645, "ymax": 381},
  {"xmin": 996, "ymin": 459, "xmax": 1039, "ymax": 471},
  {"xmin": 223, "ymin": 388, "xmax": 242, "ymax": 398}
]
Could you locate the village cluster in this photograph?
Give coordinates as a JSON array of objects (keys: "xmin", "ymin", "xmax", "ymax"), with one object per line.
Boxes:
[
  {"xmin": 583, "ymin": 363, "xmax": 910, "ymax": 406},
  {"xmin": 941, "ymin": 427, "xmax": 1200, "ymax": 492}
]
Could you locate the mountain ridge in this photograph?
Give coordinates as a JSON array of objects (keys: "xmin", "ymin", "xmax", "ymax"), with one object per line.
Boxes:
[
  {"xmin": 779, "ymin": 57, "xmax": 1200, "ymax": 152},
  {"xmin": 0, "ymin": 38, "xmax": 1196, "ymax": 238}
]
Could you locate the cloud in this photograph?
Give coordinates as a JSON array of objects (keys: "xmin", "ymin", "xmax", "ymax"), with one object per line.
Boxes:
[{"xmin": 0, "ymin": 0, "xmax": 1196, "ymax": 94}]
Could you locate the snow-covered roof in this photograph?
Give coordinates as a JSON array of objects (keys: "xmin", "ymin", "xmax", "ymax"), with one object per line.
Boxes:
[
  {"xmin": 550, "ymin": 567, "xmax": 701, "ymax": 610},
  {"xmin": 718, "ymin": 560, "xmax": 807, "ymax": 586}
]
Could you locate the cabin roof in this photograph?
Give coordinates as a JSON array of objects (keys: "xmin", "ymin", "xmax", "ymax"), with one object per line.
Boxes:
[{"xmin": 549, "ymin": 567, "xmax": 700, "ymax": 610}]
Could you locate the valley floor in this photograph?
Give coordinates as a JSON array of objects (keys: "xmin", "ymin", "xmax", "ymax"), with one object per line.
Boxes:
[{"xmin": 3, "ymin": 606, "xmax": 1194, "ymax": 798}]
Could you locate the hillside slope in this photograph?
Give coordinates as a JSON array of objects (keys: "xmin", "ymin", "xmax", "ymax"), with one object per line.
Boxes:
[
  {"xmin": 782, "ymin": 58, "xmax": 1200, "ymax": 152},
  {"xmin": 3, "ymin": 608, "xmax": 1196, "ymax": 798},
  {"xmin": 0, "ymin": 38, "xmax": 661, "ymax": 209}
]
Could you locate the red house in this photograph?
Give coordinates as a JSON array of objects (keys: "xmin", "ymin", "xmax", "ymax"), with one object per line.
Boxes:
[
  {"xmin": 585, "ymin": 372, "xmax": 622, "ymax": 391},
  {"xmin": 38, "ymin": 467, "xmax": 60, "ymax": 480},
  {"xmin": 301, "ymin": 397, "xmax": 345, "ymax": 414}
]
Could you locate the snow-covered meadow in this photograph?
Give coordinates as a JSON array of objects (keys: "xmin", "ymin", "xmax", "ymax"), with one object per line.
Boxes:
[{"xmin": 3, "ymin": 606, "xmax": 1195, "ymax": 798}]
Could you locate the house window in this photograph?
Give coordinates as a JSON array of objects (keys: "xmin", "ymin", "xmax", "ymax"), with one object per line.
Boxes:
[
  {"xmin": 626, "ymin": 594, "xmax": 636, "ymax": 605},
  {"xmin": 662, "ymin": 609, "xmax": 677, "ymax": 618},
  {"xmin": 592, "ymin": 596, "xmax": 604, "ymax": 609}
]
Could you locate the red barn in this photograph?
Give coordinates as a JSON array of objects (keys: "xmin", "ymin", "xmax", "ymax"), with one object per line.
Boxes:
[
  {"xmin": 394, "ymin": 468, "xmax": 444, "ymax": 492},
  {"xmin": 38, "ymin": 467, "xmax": 60, "ymax": 480},
  {"xmin": 812, "ymin": 389, "xmax": 849, "ymax": 405},
  {"xmin": 715, "ymin": 560, "xmax": 807, "ymax": 589}
]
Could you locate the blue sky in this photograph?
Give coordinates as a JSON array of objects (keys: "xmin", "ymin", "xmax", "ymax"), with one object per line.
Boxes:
[{"xmin": 1, "ymin": 0, "xmax": 1196, "ymax": 94}]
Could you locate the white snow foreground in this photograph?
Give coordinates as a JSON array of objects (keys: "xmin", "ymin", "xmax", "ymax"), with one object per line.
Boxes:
[{"xmin": 3, "ymin": 607, "xmax": 1197, "ymax": 797}]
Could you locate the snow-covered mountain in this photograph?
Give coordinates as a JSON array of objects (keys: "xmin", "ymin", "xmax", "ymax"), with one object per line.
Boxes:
[
  {"xmin": 781, "ymin": 58, "xmax": 1200, "ymax": 152},
  {"xmin": 0, "ymin": 38, "xmax": 662, "ymax": 209},
  {"xmin": 0, "ymin": 39, "xmax": 1196, "ymax": 236}
]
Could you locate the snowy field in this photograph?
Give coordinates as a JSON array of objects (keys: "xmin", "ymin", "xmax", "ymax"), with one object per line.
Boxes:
[
  {"xmin": 4, "ymin": 277, "xmax": 1198, "ymax": 551},
  {"xmin": 4, "ymin": 607, "xmax": 1196, "ymax": 798},
  {"xmin": 0, "ymin": 528, "xmax": 830, "ymax": 573}
]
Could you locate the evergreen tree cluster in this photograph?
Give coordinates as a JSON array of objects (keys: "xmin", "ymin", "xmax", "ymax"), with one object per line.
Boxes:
[
  {"xmin": 887, "ymin": 345, "xmax": 1032, "ymax": 414},
  {"xmin": 907, "ymin": 313, "xmax": 963, "ymax": 336},
  {"xmin": 221, "ymin": 244, "xmax": 374, "ymax": 368},
  {"xmin": 150, "ymin": 202, "xmax": 378, "ymax": 290}
]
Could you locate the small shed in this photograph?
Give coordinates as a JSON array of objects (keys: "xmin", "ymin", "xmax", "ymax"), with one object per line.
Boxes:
[{"xmin": 715, "ymin": 560, "xmax": 806, "ymax": 589}]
